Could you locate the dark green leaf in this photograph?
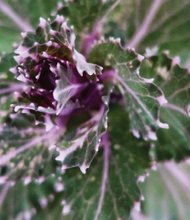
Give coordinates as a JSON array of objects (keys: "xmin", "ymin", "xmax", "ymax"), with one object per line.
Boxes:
[
  {"xmin": 140, "ymin": 52, "xmax": 190, "ymax": 161},
  {"xmin": 127, "ymin": 0, "xmax": 190, "ymax": 64},
  {"xmin": 89, "ymin": 41, "xmax": 166, "ymax": 141},
  {"xmin": 58, "ymin": 0, "xmax": 115, "ymax": 33},
  {"xmin": 60, "ymin": 107, "xmax": 151, "ymax": 220},
  {"xmin": 0, "ymin": 0, "xmax": 58, "ymax": 52}
]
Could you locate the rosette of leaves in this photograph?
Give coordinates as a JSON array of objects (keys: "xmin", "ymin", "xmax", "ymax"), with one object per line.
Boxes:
[
  {"xmin": 0, "ymin": 12, "xmax": 180, "ymax": 220},
  {"xmin": 9, "ymin": 15, "xmax": 108, "ymax": 175}
]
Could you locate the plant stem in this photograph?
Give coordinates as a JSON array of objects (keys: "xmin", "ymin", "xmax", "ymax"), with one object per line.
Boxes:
[
  {"xmin": 81, "ymin": 0, "xmax": 120, "ymax": 55},
  {"xmin": 0, "ymin": 0, "xmax": 34, "ymax": 32},
  {"xmin": 164, "ymin": 103, "xmax": 188, "ymax": 116},
  {"xmin": 0, "ymin": 128, "xmax": 59, "ymax": 166},
  {"xmin": 94, "ymin": 132, "xmax": 110, "ymax": 220},
  {"xmin": 126, "ymin": 0, "xmax": 162, "ymax": 49},
  {"xmin": 0, "ymin": 83, "xmax": 23, "ymax": 96}
]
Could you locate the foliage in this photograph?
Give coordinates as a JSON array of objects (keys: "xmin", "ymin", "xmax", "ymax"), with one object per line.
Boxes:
[{"xmin": 0, "ymin": 0, "xmax": 190, "ymax": 219}]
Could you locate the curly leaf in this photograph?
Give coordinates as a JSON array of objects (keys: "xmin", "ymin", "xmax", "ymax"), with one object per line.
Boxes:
[
  {"xmin": 89, "ymin": 40, "xmax": 167, "ymax": 141},
  {"xmin": 0, "ymin": 107, "xmax": 151, "ymax": 220},
  {"xmin": 141, "ymin": 52, "xmax": 190, "ymax": 161}
]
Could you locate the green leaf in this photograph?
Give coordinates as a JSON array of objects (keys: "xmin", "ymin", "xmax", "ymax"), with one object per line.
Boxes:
[
  {"xmin": 0, "ymin": 108, "xmax": 151, "ymax": 220},
  {"xmin": 0, "ymin": 53, "xmax": 16, "ymax": 74},
  {"xmin": 0, "ymin": 176, "xmax": 65, "ymax": 220},
  {"xmin": 89, "ymin": 40, "xmax": 166, "ymax": 141},
  {"xmin": 57, "ymin": 0, "xmax": 115, "ymax": 33},
  {"xmin": 0, "ymin": 53, "xmax": 19, "ymax": 119},
  {"xmin": 142, "ymin": 162, "xmax": 190, "ymax": 220},
  {"xmin": 140, "ymin": 52, "xmax": 190, "ymax": 161},
  {"xmin": 0, "ymin": 0, "xmax": 58, "ymax": 52},
  {"xmin": 60, "ymin": 107, "xmax": 151, "ymax": 220},
  {"xmin": 55, "ymin": 104, "xmax": 108, "ymax": 174},
  {"xmin": 127, "ymin": 0, "xmax": 190, "ymax": 63},
  {"xmin": 0, "ymin": 113, "xmax": 60, "ymax": 183}
]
